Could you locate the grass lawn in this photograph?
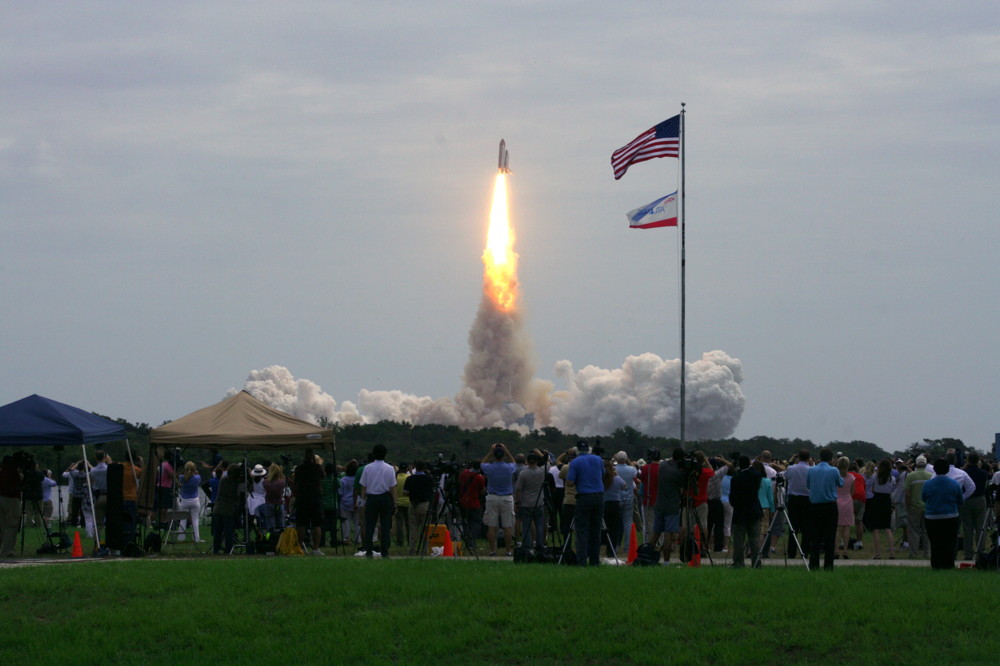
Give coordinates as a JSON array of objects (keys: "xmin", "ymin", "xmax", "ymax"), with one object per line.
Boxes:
[{"xmin": 2, "ymin": 555, "xmax": 997, "ymax": 665}]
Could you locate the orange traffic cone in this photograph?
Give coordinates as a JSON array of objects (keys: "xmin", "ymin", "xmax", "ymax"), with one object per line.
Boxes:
[
  {"xmin": 71, "ymin": 531, "xmax": 83, "ymax": 558},
  {"xmin": 442, "ymin": 530, "xmax": 454, "ymax": 557},
  {"xmin": 626, "ymin": 523, "xmax": 638, "ymax": 565},
  {"xmin": 687, "ymin": 525, "xmax": 702, "ymax": 567}
]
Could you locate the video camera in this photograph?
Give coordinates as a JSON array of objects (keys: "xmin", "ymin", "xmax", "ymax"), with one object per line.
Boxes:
[
  {"xmin": 678, "ymin": 454, "xmax": 701, "ymax": 475},
  {"xmin": 429, "ymin": 453, "xmax": 461, "ymax": 477}
]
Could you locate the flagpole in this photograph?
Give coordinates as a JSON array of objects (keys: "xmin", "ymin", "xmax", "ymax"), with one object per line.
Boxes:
[{"xmin": 679, "ymin": 102, "xmax": 686, "ymax": 450}]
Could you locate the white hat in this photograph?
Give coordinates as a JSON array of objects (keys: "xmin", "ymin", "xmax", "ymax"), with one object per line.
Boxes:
[
  {"xmin": 915, "ymin": 455, "xmax": 927, "ymax": 467},
  {"xmin": 251, "ymin": 464, "xmax": 267, "ymax": 477}
]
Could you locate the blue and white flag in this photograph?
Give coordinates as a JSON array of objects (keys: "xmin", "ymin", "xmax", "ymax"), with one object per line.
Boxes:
[{"xmin": 626, "ymin": 192, "xmax": 678, "ymax": 229}]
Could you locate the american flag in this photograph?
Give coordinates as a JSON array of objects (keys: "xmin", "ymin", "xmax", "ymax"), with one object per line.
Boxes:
[{"xmin": 611, "ymin": 115, "xmax": 680, "ymax": 180}]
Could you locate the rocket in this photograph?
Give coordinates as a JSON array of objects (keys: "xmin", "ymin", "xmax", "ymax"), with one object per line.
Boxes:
[{"xmin": 498, "ymin": 139, "xmax": 510, "ymax": 173}]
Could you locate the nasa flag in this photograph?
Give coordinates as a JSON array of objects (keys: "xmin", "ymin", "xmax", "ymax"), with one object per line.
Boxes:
[{"xmin": 626, "ymin": 192, "xmax": 678, "ymax": 229}]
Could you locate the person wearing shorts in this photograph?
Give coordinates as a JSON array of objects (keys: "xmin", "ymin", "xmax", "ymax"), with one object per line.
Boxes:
[
  {"xmin": 481, "ymin": 443, "xmax": 516, "ymax": 556},
  {"xmin": 653, "ymin": 449, "xmax": 686, "ymax": 562}
]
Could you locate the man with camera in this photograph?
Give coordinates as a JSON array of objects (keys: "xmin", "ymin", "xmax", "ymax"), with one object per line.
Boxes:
[
  {"xmin": 481, "ymin": 443, "xmax": 517, "ymax": 556},
  {"xmin": 0, "ymin": 454, "xmax": 24, "ymax": 558},
  {"xmin": 403, "ymin": 460, "xmax": 435, "ymax": 555}
]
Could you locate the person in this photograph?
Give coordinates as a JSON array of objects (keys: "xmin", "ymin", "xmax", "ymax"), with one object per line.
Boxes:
[
  {"xmin": 339, "ymin": 460, "xmax": 360, "ymax": 545},
  {"xmin": 481, "ymin": 443, "xmax": 516, "ymax": 557},
  {"xmin": 154, "ymin": 447, "xmax": 175, "ymax": 524},
  {"xmin": 63, "ymin": 460, "xmax": 87, "ymax": 528},
  {"xmin": 262, "ymin": 463, "xmax": 287, "ymax": 533},
  {"xmin": 706, "ymin": 458, "xmax": 729, "ymax": 553},
  {"xmin": 783, "ymin": 450, "xmax": 813, "ymax": 559},
  {"xmin": 548, "ymin": 455, "xmax": 565, "ymax": 536},
  {"xmin": 613, "ymin": 452, "xmax": 638, "ymax": 555},
  {"xmin": 903, "ymin": 456, "xmax": 932, "ymax": 558},
  {"xmin": 319, "ymin": 462, "xmax": 338, "ymax": 547},
  {"xmin": 246, "ymin": 464, "xmax": 267, "ymax": 533},
  {"xmin": 0, "ymin": 455, "xmax": 23, "ymax": 558},
  {"xmin": 922, "ymin": 458, "xmax": 964, "ymax": 569},
  {"xmin": 458, "ymin": 462, "xmax": 485, "ymax": 543},
  {"xmin": 683, "ymin": 452, "xmax": 714, "ymax": 544},
  {"xmin": 729, "ymin": 456, "xmax": 763, "ymax": 568},
  {"xmin": 120, "ymin": 452, "xmax": 143, "ymax": 539},
  {"xmin": 394, "ymin": 463, "xmax": 411, "ymax": 549},
  {"xmin": 212, "ymin": 463, "xmax": 239, "ymax": 554},
  {"xmin": 959, "ymin": 453, "xmax": 989, "ymax": 561},
  {"xmin": 557, "ymin": 448, "xmax": 578, "ymax": 540},
  {"xmin": 602, "ymin": 459, "xmax": 626, "ymax": 557},
  {"xmin": 651, "ymin": 448, "xmax": 685, "ymax": 563},
  {"xmin": 867, "ymin": 458, "xmax": 896, "ymax": 559},
  {"xmin": 637, "ymin": 450, "xmax": 661, "ymax": 543},
  {"xmin": 514, "ymin": 451, "xmax": 547, "ymax": 551},
  {"xmin": 89, "ymin": 451, "xmax": 111, "ymax": 536},
  {"xmin": 294, "ymin": 450, "xmax": 326, "ymax": 555},
  {"xmin": 176, "ymin": 461, "xmax": 203, "ymax": 543},
  {"xmin": 40, "ymin": 469, "xmax": 58, "ymax": 528},
  {"xmin": 806, "ymin": 448, "xmax": 843, "ymax": 570},
  {"xmin": 359, "ymin": 444, "xmax": 396, "ymax": 558},
  {"xmin": 568, "ymin": 441, "xmax": 604, "ymax": 566},
  {"xmin": 835, "ymin": 457, "xmax": 855, "ymax": 559},
  {"xmin": 848, "ymin": 463, "xmax": 867, "ymax": 550},
  {"xmin": 754, "ymin": 461, "xmax": 775, "ymax": 558},
  {"xmin": 403, "ymin": 460, "xmax": 434, "ymax": 555}
]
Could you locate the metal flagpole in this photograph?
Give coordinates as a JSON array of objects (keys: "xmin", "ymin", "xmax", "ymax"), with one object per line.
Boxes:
[{"xmin": 679, "ymin": 103, "xmax": 686, "ymax": 450}]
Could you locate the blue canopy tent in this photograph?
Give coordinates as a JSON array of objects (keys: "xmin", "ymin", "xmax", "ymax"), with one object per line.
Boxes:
[
  {"xmin": 0, "ymin": 394, "xmax": 126, "ymax": 447},
  {"xmin": 0, "ymin": 394, "xmax": 129, "ymax": 551}
]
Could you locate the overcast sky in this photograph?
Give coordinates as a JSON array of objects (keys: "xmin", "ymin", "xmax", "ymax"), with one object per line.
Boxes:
[{"xmin": 2, "ymin": 1, "xmax": 998, "ymax": 452}]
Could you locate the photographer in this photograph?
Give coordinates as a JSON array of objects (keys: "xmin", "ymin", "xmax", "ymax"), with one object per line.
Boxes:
[
  {"xmin": 62, "ymin": 459, "xmax": 88, "ymax": 528},
  {"xmin": 0, "ymin": 455, "xmax": 23, "ymax": 558},
  {"xmin": 403, "ymin": 461, "xmax": 434, "ymax": 555},
  {"xmin": 514, "ymin": 451, "xmax": 547, "ymax": 550},
  {"xmin": 481, "ymin": 443, "xmax": 516, "ymax": 557}
]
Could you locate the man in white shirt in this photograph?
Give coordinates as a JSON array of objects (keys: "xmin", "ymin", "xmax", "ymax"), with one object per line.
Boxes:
[{"xmin": 359, "ymin": 444, "xmax": 397, "ymax": 559}]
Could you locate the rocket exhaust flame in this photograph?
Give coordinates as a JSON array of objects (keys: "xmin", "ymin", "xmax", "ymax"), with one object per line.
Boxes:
[{"xmin": 483, "ymin": 173, "xmax": 517, "ymax": 312}]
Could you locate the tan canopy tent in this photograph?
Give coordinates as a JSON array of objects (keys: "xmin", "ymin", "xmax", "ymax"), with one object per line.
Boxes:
[
  {"xmin": 149, "ymin": 390, "xmax": 334, "ymax": 450},
  {"xmin": 139, "ymin": 391, "xmax": 334, "ymax": 516}
]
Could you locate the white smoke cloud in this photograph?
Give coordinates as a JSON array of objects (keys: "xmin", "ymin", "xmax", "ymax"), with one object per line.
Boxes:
[
  {"xmin": 234, "ymin": 350, "xmax": 744, "ymax": 439},
  {"xmin": 546, "ymin": 351, "xmax": 745, "ymax": 439}
]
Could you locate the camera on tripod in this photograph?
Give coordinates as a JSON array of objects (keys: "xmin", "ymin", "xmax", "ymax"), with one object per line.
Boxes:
[
  {"xmin": 677, "ymin": 454, "xmax": 700, "ymax": 473},
  {"xmin": 429, "ymin": 453, "xmax": 460, "ymax": 476}
]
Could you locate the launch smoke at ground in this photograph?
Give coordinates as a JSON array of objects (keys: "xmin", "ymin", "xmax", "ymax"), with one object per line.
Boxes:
[{"xmin": 234, "ymin": 170, "xmax": 745, "ymax": 438}]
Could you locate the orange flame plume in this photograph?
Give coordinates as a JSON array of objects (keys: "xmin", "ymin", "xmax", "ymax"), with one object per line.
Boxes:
[{"xmin": 483, "ymin": 173, "xmax": 518, "ymax": 312}]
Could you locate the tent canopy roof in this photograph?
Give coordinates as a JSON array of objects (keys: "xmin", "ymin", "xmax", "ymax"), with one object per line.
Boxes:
[
  {"xmin": 0, "ymin": 394, "xmax": 128, "ymax": 447},
  {"xmin": 150, "ymin": 391, "xmax": 333, "ymax": 450}
]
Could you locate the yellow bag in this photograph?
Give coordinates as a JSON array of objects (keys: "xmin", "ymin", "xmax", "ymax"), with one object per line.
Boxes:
[{"xmin": 276, "ymin": 527, "xmax": 305, "ymax": 556}]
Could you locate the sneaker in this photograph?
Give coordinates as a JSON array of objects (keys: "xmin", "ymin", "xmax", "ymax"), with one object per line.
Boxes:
[{"xmin": 312, "ymin": 549, "xmax": 325, "ymax": 556}]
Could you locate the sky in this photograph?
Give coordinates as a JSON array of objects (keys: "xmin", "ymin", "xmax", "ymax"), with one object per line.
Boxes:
[{"xmin": 2, "ymin": 1, "xmax": 998, "ymax": 453}]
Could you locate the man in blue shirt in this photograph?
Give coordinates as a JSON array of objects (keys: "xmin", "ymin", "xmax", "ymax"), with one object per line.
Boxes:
[
  {"xmin": 568, "ymin": 441, "xmax": 605, "ymax": 566},
  {"xmin": 806, "ymin": 448, "xmax": 844, "ymax": 570},
  {"xmin": 481, "ymin": 443, "xmax": 516, "ymax": 556}
]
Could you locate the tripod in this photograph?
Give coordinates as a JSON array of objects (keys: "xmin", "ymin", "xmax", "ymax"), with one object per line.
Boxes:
[
  {"xmin": 557, "ymin": 505, "xmax": 620, "ymax": 565},
  {"xmin": 974, "ymin": 493, "xmax": 997, "ymax": 558},
  {"xmin": 417, "ymin": 474, "xmax": 479, "ymax": 559},
  {"xmin": 759, "ymin": 481, "xmax": 809, "ymax": 569}
]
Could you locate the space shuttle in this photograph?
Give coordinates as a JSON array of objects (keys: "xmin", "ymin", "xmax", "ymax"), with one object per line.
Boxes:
[{"xmin": 498, "ymin": 139, "xmax": 511, "ymax": 173}]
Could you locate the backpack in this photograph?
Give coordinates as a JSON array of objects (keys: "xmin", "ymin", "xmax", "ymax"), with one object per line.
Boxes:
[
  {"xmin": 276, "ymin": 527, "xmax": 304, "ymax": 556},
  {"xmin": 143, "ymin": 532, "xmax": 162, "ymax": 554},
  {"xmin": 634, "ymin": 542, "xmax": 661, "ymax": 566}
]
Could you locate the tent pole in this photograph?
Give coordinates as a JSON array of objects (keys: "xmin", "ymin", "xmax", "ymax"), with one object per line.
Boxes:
[{"xmin": 81, "ymin": 443, "xmax": 101, "ymax": 551}]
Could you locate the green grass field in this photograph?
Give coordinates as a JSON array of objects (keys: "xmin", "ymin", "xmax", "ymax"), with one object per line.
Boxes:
[{"xmin": 2, "ymin": 555, "xmax": 997, "ymax": 665}]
